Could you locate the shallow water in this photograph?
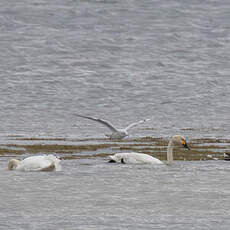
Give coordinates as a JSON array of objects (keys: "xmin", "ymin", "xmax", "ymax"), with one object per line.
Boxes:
[
  {"xmin": 0, "ymin": 158, "xmax": 230, "ymax": 230},
  {"xmin": 1, "ymin": 0, "xmax": 230, "ymax": 229}
]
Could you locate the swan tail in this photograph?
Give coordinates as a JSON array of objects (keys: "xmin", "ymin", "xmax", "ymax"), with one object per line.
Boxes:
[
  {"xmin": 46, "ymin": 155, "xmax": 62, "ymax": 171},
  {"xmin": 41, "ymin": 161, "xmax": 56, "ymax": 171}
]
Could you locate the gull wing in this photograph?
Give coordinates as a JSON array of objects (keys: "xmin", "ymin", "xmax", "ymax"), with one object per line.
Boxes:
[
  {"xmin": 74, "ymin": 114, "xmax": 118, "ymax": 132},
  {"xmin": 124, "ymin": 118, "xmax": 151, "ymax": 131}
]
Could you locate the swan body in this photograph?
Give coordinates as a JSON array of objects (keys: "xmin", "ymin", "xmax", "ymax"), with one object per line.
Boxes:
[
  {"xmin": 108, "ymin": 135, "xmax": 190, "ymax": 165},
  {"xmin": 74, "ymin": 113, "xmax": 150, "ymax": 140},
  {"xmin": 109, "ymin": 152, "xmax": 163, "ymax": 164},
  {"xmin": 8, "ymin": 155, "xmax": 61, "ymax": 171}
]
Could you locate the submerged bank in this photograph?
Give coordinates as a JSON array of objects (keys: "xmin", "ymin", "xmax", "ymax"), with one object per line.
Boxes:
[{"xmin": 0, "ymin": 136, "xmax": 229, "ymax": 161}]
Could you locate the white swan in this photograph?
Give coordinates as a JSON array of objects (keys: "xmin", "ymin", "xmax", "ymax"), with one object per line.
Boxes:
[
  {"xmin": 8, "ymin": 155, "xmax": 61, "ymax": 171},
  {"xmin": 108, "ymin": 135, "xmax": 190, "ymax": 164},
  {"xmin": 74, "ymin": 113, "xmax": 150, "ymax": 140}
]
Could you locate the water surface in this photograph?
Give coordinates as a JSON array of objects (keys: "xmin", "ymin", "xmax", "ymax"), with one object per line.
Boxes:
[
  {"xmin": 0, "ymin": 158, "xmax": 230, "ymax": 230},
  {"xmin": 0, "ymin": 0, "xmax": 229, "ymax": 140},
  {"xmin": 0, "ymin": 0, "xmax": 230, "ymax": 229}
]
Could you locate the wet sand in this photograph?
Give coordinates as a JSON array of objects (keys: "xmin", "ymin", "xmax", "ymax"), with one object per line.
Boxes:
[{"xmin": 1, "ymin": 136, "xmax": 229, "ymax": 161}]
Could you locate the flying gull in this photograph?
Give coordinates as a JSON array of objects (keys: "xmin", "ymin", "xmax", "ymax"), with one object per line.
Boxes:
[{"xmin": 74, "ymin": 114, "xmax": 150, "ymax": 140}]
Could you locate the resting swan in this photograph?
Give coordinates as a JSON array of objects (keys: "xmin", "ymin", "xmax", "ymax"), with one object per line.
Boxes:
[
  {"xmin": 108, "ymin": 135, "xmax": 190, "ymax": 164},
  {"xmin": 8, "ymin": 155, "xmax": 61, "ymax": 171}
]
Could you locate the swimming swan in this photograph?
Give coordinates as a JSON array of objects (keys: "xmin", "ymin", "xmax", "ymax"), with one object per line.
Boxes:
[
  {"xmin": 8, "ymin": 155, "xmax": 61, "ymax": 171},
  {"xmin": 108, "ymin": 135, "xmax": 190, "ymax": 164},
  {"xmin": 74, "ymin": 113, "xmax": 150, "ymax": 140}
]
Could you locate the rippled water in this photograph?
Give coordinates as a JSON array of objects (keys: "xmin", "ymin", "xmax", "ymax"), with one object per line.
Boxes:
[
  {"xmin": 0, "ymin": 0, "xmax": 230, "ymax": 229},
  {"xmin": 0, "ymin": 158, "xmax": 230, "ymax": 230},
  {"xmin": 0, "ymin": 0, "xmax": 230, "ymax": 140}
]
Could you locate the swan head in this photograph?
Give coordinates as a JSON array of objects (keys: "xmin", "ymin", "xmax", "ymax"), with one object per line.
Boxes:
[
  {"xmin": 8, "ymin": 159, "xmax": 20, "ymax": 170},
  {"xmin": 172, "ymin": 135, "xmax": 190, "ymax": 150}
]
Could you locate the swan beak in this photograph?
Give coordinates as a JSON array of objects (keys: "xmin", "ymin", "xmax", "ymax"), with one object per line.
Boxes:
[{"xmin": 183, "ymin": 142, "xmax": 190, "ymax": 150}]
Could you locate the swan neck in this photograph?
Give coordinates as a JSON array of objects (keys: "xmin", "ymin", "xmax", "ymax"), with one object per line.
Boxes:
[
  {"xmin": 8, "ymin": 159, "xmax": 20, "ymax": 170},
  {"xmin": 167, "ymin": 139, "xmax": 174, "ymax": 164}
]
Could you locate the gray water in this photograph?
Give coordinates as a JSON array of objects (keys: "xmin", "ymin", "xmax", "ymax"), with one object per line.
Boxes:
[
  {"xmin": 0, "ymin": 0, "xmax": 230, "ymax": 140},
  {"xmin": 0, "ymin": 158, "xmax": 230, "ymax": 230},
  {"xmin": 1, "ymin": 0, "xmax": 230, "ymax": 229}
]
